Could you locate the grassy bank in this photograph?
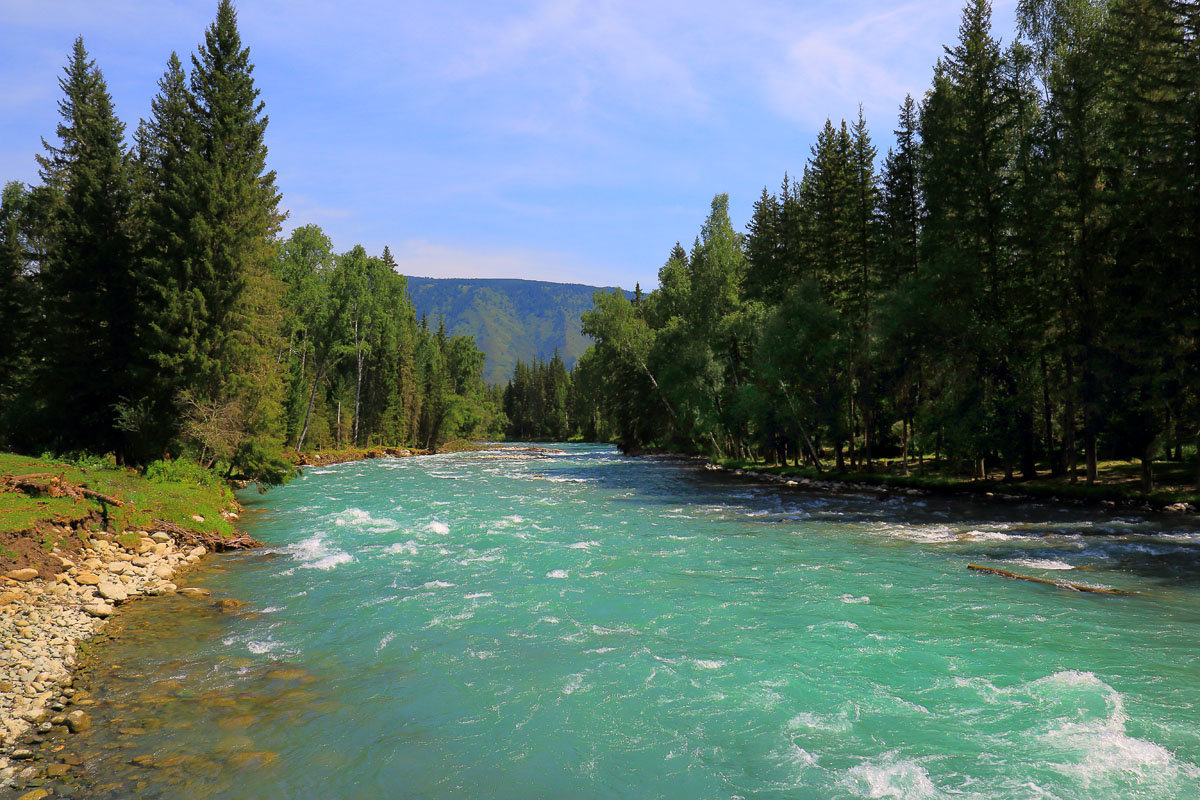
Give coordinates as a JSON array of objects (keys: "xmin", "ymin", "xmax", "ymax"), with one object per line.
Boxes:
[
  {"xmin": 1, "ymin": 452, "xmax": 238, "ymax": 575},
  {"xmin": 714, "ymin": 456, "xmax": 1200, "ymax": 511}
]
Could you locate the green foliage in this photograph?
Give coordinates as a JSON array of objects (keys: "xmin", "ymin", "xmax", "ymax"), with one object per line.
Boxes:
[
  {"xmin": 145, "ymin": 457, "xmax": 223, "ymax": 489},
  {"xmin": 578, "ymin": 0, "xmax": 1199, "ymax": 493}
]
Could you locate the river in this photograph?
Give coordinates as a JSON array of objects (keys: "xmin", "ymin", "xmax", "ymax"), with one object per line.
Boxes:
[{"xmin": 31, "ymin": 444, "xmax": 1200, "ymax": 798}]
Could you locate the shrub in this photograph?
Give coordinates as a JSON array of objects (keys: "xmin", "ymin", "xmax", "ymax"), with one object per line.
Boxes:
[{"xmin": 145, "ymin": 457, "xmax": 223, "ymax": 489}]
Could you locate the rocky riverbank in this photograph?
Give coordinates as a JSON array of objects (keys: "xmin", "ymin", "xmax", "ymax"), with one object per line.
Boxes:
[
  {"xmin": 704, "ymin": 462, "xmax": 1200, "ymax": 516},
  {"xmin": 0, "ymin": 529, "xmax": 210, "ymax": 793}
]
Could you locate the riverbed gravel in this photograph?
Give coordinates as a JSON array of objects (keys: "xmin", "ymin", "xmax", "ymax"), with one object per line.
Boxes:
[{"xmin": 0, "ymin": 531, "xmax": 209, "ymax": 790}]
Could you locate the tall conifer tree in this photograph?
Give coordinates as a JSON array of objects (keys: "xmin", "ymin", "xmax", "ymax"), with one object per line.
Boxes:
[{"xmin": 36, "ymin": 38, "xmax": 138, "ymax": 456}]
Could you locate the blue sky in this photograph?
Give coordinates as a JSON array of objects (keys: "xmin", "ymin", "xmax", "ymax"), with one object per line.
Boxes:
[{"xmin": 1, "ymin": 0, "xmax": 1018, "ymax": 290}]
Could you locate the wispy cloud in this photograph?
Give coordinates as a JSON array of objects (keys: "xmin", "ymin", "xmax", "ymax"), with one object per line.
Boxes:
[{"xmin": 388, "ymin": 239, "xmax": 618, "ymax": 286}]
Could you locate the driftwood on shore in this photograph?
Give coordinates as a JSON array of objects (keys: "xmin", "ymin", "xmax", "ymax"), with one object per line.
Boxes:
[
  {"xmin": 967, "ymin": 563, "xmax": 1130, "ymax": 595},
  {"xmin": 148, "ymin": 518, "xmax": 262, "ymax": 551}
]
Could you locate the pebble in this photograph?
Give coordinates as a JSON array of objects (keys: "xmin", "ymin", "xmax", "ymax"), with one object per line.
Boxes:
[{"xmin": 0, "ymin": 530, "xmax": 208, "ymax": 773}]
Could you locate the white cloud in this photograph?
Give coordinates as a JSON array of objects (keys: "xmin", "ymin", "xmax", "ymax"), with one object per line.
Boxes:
[{"xmin": 387, "ymin": 238, "xmax": 622, "ymax": 286}]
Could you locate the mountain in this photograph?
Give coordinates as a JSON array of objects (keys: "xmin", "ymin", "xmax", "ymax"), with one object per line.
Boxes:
[{"xmin": 403, "ymin": 276, "xmax": 632, "ymax": 385}]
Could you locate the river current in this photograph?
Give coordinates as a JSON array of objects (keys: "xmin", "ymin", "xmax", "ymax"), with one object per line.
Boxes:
[{"xmin": 33, "ymin": 444, "xmax": 1200, "ymax": 798}]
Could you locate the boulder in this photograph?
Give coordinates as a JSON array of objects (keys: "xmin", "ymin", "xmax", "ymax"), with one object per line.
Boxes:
[
  {"xmin": 153, "ymin": 566, "xmax": 175, "ymax": 581},
  {"xmin": 83, "ymin": 603, "xmax": 114, "ymax": 618},
  {"xmin": 65, "ymin": 709, "xmax": 91, "ymax": 733},
  {"xmin": 97, "ymin": 582, "xmax": 128, "ymax": 603},
  {"xmin": 5, "ymin": 568, "xmax": 39, "ymax": 582},
  {"xmin": 150, "ymin": 532, "xmax": 171, "ymax": 542},
  {"xmin": 74, "ymin": 572, "xmax": 101, "ymax": 586}
]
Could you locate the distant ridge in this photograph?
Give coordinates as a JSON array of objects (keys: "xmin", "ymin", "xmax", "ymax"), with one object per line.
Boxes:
[{"xmin": 403, "ymin": 276, "xmax": 632, "ymax": 385}]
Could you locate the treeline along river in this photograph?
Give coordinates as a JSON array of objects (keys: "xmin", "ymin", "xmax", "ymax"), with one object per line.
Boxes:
[{"xmin": 37, "ymin": 445, "xmax": 1200, "ymax": 798}]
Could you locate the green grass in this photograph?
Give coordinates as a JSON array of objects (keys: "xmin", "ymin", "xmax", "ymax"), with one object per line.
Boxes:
[
  {"xmin": 0, "ymin": 452, "xmax": 237, "ymax": 537},
  {"xmin": 715, "ymin": 456, "xmax": 1200, "ymax": 508}
]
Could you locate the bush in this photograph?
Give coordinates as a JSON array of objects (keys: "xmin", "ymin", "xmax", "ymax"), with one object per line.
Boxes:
[
  {"xmin": 145, "ymin": 457, "xmax": 223, "ymax": 488},
  {"xmin": 232, "ymin": 441, "xmax": 296, "ymax": 491}
]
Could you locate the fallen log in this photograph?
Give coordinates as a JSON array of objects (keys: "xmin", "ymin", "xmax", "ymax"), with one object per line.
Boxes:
[
  {"xmin": 967, "ymin": 563, "xmax": 1130, "ymax": 595},
  {"xmin": 149, "ymin": 518, "xmax": 263, "ymax": 551}
]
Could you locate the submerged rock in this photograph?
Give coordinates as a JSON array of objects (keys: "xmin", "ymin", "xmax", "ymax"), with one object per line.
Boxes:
[{"xmin": 64, "ymin": 710, "xmax": 91, "ymax": 733}]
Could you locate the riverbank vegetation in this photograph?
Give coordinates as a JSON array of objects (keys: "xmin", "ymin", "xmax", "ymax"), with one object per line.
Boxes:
[
  {"xmin": 574, "ymin": 0, "xmax": 1199, "ymax": 493},
  {"xmin": 0, "ymin": 452, "xmax": 238, "ymax": 575},
  {"xmin": 0, "ymin": 1, "xmax": 502, "ymax": 488}
]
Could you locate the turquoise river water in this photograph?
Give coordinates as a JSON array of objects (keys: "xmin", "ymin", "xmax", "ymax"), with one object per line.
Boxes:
[{"xmin": 30, "ymin": 444, "xmax": 1200, "ymax": 798}]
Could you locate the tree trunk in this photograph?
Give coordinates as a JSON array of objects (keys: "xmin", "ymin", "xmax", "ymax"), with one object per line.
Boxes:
[
  {"xmin": 902, "ymin": 416, "xmax": 910, "ymax": 476},
  {"xmin": 1020, "ymin": 408, "xmax": 1037, "ymax": 480},
  {"xmin": 1085, "ymin": 431, "xmax": 1098, "ymax": 486},
  {"xmin": 1140, "ymin": 442, "xmax": 1155, "ymax": 491},
  {"xmin": 295, "ymin": 367, "xmax": 324, "ymax": 453},
  {"xmin": 1041, "ymin": 352, "xmax": 1059, "ymax": 475}
]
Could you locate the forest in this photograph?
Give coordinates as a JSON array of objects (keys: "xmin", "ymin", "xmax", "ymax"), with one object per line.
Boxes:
[
  {"xmin": 562, "ymin": 0, "xmax": 1198, "ymax": 490},
  {"xmin": 0, "ymin": 1, "xmax": 502, "ymax": 484}
]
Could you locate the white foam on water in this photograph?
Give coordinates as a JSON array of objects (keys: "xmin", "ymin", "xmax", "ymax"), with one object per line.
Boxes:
[
  {"xmin": 422, "ymin": 580, "xmax": 455, "ymax": 588},
  {"xmin": 842, "ymin": 753, "xmax": 943, "ymax": 799},
  {"xmin": 1003, "ymin": 557, "xmax": 1075, "ymax": 571},
  {"xmin": 546, "ymin": 569, "xmax": 569, "ymax": 579},
  {"xmin": 333, "ymin": 508, "xmax": 399, "ymax": 532},
  {"xmin": 562, "ymin": 673, "xmax": 586, "ymax": 694},
  {"xmin": 464, "ymin": 592, "xmax": 492, "ymax": 599},
  {"xmin": 773, "ymin": 741, "xmax": 818, "ymax": 770},
  {"xmin": 375, "ymin": 632, "xmax": 395, "ymax": 653},
  {"xmin": 787, "ymin": 711, "xmax": 853, "ymax": 733},
  {"xmin": 567, "ymin": 541, "xmax": 599, "ymax": 550},
  {"xmin": 807, "ymin": 620, "xmax": 860, "ymax": 632},
  {"xmin": 385, "ymin": 541, "xmax": 419, "ymax": 555},
  {"xmin": 1027, "ymin": 670, "xmax": 1200, "ymax": 793},
  {"xmin": 287, "ymin": 534, "xmax": 353, "ymax": 571},
  {"xmin": 247, "ymin": 640, "xmax": 282, "ymax": 655},
  {"xmin": 962, "ymin": 530, "xmax": 1019, "ymax": 542},
  {"xmin": 538, "ymin": 616, "xmax": 560, "ymax": 624},
  {"xmin": 693, "ymin": 659, "xmax": 726, "ymax": 670},
  {"xmin": 427, "ymin": 521, "xmax": 450, "ymax": 535},
  {"xmin": 260, "ymin": 606, "xmax": 283, "ymax": 613},
  {"xmin": 309, "ymin": 469, "xmax": 335, "ymax": 474},
  {"xmin": 840, "ymin": 594, "xmax": 871, "ymax": 604}
]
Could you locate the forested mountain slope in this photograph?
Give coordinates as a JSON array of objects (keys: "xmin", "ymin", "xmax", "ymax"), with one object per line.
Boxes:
[{"xmin": 405, "ymin": 277, "xmax": 631, "ymax": 385}]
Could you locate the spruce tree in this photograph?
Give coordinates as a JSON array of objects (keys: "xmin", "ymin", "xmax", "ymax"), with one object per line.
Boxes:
[
  {"xmin": 131, "ymin": 52, "xmax": 197, "ymax": 458},
  {"xmin": 186, "ymin": 0, "xmax": 287, "ymax": 481},
  {"xmin": 36, "ymin": 38, "xmax": 138, "ymax": 456}
]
